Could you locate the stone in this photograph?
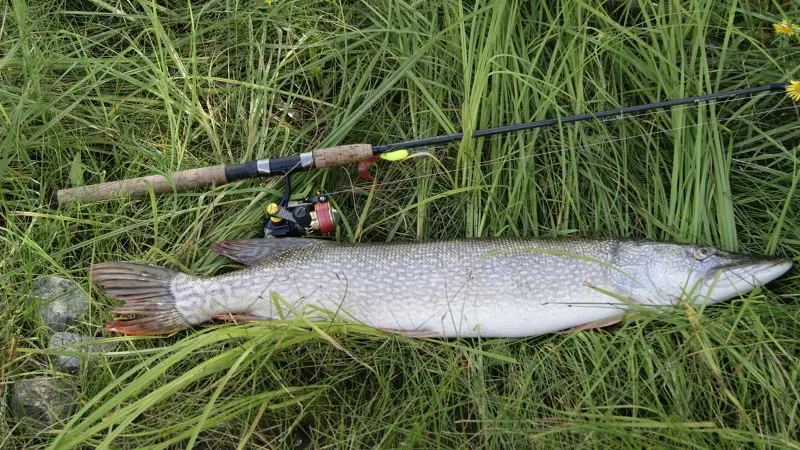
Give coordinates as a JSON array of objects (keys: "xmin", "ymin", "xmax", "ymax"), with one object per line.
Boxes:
[
  {"xmin": 11, "ymin": 376, "xmax": 77, "ymax": 432},
  {"xmin": 49, "ymin": 331, "xmax": 117, "ymax": 373},
  {"xmin": 31, "ymin": 276, "xmax": 90, "ymax": 331}
]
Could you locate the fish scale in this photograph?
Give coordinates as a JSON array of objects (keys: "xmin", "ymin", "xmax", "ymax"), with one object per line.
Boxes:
[{"xmin": 91, "ymin": 237, "xmax": 792, "ymax": 337}]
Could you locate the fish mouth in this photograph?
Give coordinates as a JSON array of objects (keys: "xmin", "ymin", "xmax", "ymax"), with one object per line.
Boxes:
[{"xmin": 703, "ymin": 255, "xmax": 793, "ymax": 299}]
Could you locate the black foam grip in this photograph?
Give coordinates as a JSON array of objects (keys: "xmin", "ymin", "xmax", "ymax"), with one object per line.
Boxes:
[
  {"xmin": 267, "ymin": 155, "xmax": 303, "ymax": 174},
  {"xmin": 225, "ymin": 161, "xmax": 259, "ymax": 181}
]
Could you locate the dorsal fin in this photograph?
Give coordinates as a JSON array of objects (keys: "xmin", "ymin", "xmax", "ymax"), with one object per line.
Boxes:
[{"xmin": 212, "ymin": 238, "xmax": 333, "ymax": 266}]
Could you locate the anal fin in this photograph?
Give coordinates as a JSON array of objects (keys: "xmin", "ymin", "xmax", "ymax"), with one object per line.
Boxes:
[
  {"xmin": 563, "ymin": 315, "xmax": 629, "ymax": 334},
  {"xmin": 211, "ymin": 313, "xmax": 270, "ymax": 323}
]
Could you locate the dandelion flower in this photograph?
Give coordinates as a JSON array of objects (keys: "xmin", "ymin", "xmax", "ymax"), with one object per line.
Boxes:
[
  {"xmin": 774, "ymin": 21, "xmax": 795, "ymax": 36},
  {"xmin": 786, "ymin": 80, "xmax": 800, "ymax": 102}
]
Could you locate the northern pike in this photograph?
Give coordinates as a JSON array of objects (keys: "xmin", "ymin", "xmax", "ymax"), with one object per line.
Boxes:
[{"xmin": 92, "ymin": 238, "xmax": 793, "ymax": 337}]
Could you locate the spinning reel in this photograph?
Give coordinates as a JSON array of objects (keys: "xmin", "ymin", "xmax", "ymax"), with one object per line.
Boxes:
[{"xmin": 263, "ymin": 172, "xmax": 340, "ymax": 238}]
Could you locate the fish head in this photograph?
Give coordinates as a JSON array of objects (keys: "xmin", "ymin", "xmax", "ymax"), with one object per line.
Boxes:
[{"xmin": 615, "ymin": 241, "xmax": 793, "ymax": 306}]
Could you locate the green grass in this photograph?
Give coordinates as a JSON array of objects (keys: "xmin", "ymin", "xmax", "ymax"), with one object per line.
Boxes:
[{"xmin": 1, "ymin": 0, "xmax": 799, "ymax": 447}]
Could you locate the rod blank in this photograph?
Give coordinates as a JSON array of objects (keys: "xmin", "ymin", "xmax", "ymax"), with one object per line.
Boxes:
[{"xmin": 371, "ymin": 82, "xmax": 789, "ymax": 153}]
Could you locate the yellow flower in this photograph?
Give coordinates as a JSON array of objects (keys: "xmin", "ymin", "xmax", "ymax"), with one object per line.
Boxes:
[
  {"xmin": 774, "ymin": 21, "xmax": 795, "ymax": 36},
  {"xmin": 787, "ymin": 80, "xmax": 800, "ymax": 102}
]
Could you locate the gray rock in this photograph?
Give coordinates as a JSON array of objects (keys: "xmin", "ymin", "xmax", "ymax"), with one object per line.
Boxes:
[
  {"xmin": 32, "ymin": 276, "xmax": 90, "ymax": 331},
  {"xmin": 49, "ymin": 331, "xmax": 117, "ymax": 373},
  {"xmin": 11, "ymin": 376, "xmax": 77, "ymax": 432}
]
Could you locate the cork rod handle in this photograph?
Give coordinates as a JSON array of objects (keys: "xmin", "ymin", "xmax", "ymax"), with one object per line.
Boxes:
[
  {"xmin": 313, "ymin": 144, "xmax": 374, "ymax": 168},
  {"xmin": 52, "ymin": 165, "xmax": 228, "ymax": 208}
]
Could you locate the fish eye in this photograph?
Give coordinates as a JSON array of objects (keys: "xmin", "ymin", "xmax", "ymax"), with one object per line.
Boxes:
[{"xmin": 694, "ymin": 246, "xmax": 714, "ymax": 260}]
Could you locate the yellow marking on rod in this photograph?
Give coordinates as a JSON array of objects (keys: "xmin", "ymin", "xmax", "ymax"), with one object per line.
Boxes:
[{"xmin": 380, "ymin": 150, "xmax": 409, "ymax": 161}]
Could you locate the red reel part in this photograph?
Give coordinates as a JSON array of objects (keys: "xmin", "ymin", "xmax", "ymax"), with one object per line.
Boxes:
[{"xmin": 314, "ymin": 201, "xmax": 335, "ymax": 234}]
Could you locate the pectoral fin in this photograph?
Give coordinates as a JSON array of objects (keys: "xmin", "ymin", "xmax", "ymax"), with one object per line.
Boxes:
[
  {"xmin": 378, "ymin": 327, "xmax": 441, "ymax": 338},
  {"xmin": 212, "ymin": 238, "xmax": 333, "ymax": 265}
]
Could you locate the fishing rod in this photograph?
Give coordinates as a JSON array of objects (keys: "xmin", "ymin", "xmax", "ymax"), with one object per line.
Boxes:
[{"xmin": 52, "ymin": 81, "xmax": 796, "ymax": 237}]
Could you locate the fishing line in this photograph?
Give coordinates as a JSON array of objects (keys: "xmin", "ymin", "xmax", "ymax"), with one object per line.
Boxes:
[{"xmin": 323, "ymin": 99, "xmax": 799, "ymax": 197}]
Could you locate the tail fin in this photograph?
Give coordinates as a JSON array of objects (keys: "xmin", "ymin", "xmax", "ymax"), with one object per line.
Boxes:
[{"xmin": 92, "ymin": 262, "xmax": 193, "ymax": 336}]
